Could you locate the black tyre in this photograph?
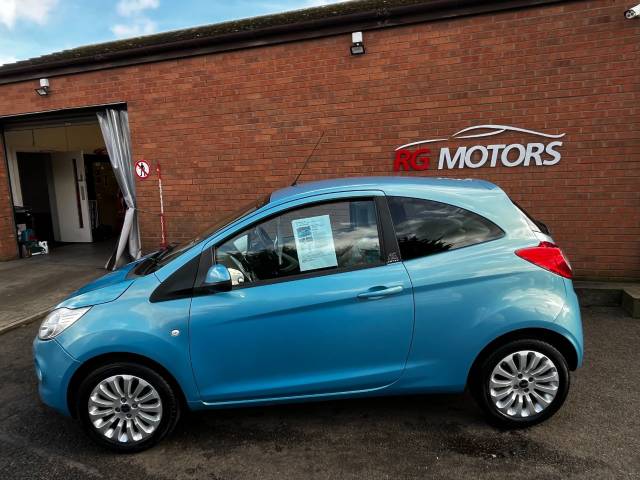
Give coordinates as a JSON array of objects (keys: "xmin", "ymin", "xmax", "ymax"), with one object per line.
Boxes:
[
  {"xmin": 77, "ymin": 362, "xmax": 181, "ymax": 453},
  {"xmin": 471, "ymin": 339, "xmax": 570, "ymax": 428}
]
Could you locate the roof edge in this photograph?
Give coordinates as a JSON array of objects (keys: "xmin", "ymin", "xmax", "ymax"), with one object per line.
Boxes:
[{"xmin": 0, "ymin": 0, "xmax": 565, "ymax": 86}]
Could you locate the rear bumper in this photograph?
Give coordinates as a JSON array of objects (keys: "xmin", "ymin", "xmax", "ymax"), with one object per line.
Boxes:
[
  {"xmin": 33, "ymin": 337, "xmax": 79, "ymax": 416},
  {"xmin": 558, "ymin": 279, "xmax": 584, "ymax": 368}
]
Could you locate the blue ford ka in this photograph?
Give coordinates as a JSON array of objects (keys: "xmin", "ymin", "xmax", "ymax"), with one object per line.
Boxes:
[{"xmin": 33, "ymin": 177, "xmax": 583, "ymax": 452}]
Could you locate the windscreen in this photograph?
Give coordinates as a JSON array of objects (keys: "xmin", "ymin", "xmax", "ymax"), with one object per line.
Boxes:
[{"xmin": 150, "ymin": 195, "xmax": 271, "ymax": 270}]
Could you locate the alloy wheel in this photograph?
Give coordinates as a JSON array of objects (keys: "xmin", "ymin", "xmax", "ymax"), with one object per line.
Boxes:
[
  {"xmin": 489, "ymin": 350, "xmax": 559, "ymax": 418},
  {"xmin": 88, "ymin": 374, "xmax": 163, "ymax": 443}
]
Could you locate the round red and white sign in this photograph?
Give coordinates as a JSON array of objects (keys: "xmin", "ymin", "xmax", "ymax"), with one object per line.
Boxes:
[{"xmin": 135, "ymin": 160, "xmax": 151, "ymax": 179}]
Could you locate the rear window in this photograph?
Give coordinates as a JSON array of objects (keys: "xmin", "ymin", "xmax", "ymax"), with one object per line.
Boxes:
[{"xmin": 388, "ymin": 196, "xmax": 504, "ymax": 261}]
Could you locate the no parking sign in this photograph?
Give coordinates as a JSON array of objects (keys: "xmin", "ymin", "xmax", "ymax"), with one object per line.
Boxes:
[{"xmin": 135, "ymin": 160, "xmax": 150, "ymax": 179}]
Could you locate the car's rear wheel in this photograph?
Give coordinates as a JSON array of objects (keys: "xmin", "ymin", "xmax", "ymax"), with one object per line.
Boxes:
[
  {"xmin": 77, "ymin": 362, "xmax": 180, "ymax": 452},
  {"xmin": 472, "ymin": 339, "xmax": 570, "ymax": 428}
]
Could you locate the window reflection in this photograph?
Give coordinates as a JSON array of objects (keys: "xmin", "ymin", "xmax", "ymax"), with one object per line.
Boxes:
[
  {"xmin": 389, "ymin": 197, "xmax": 503, "ymax": 261},
  {"xmin": 215, "ymin": 200, "xmax": 382, "ymax": 285}
]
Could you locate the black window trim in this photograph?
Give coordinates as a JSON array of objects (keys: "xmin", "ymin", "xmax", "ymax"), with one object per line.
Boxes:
[
  {"xmin": 375, "ymin": 196, "xmax": 402, "ymax": 265},
  {"xmin": 387, "ymin": 195, "xmax": 506, "ymax": 262},
  {"xmin": 195, "ymin": 195, "xmax": 394, "ymax": 293},
  {"xmin": 150, "ymin": 254, "xmax": 200, "ymax": 303}
]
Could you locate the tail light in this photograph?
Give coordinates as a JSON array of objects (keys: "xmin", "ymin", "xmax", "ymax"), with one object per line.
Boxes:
[{"xmin": 515, "ymin": 242, "xmax": 573, "ymax": 279}]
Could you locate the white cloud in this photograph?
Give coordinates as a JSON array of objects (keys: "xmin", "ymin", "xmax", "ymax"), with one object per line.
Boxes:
[
  {"xmin": 0, "ymin": 0, "xmax": 58, "ymax": 29},
  {"xmin": 111, "ymin": 18, "xmax": 157, "ymax": 38},
  {"xmin": 0, "ymin": 55, "xmax": 17, "ymax": 66},
  {"xmin": 112, "ymin": 0, "xmax": 159, "ymax": 39},
  {"xmin": 116, "ymin": 0, "xmax": 160, "ymax": 17}
]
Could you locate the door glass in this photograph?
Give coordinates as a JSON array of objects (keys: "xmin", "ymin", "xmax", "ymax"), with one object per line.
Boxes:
[{"xmin": 215, "ymin": 200, "xmax": 382, "ymax": 286}]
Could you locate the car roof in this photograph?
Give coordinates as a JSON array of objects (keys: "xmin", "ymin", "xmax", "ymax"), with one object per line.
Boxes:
[{"xmin": 270, "ymin": 176, "xmax": 501, "ymax": 203}]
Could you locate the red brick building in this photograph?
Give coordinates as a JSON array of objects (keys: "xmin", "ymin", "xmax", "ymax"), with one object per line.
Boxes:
[{"xmin": 0, "ymin": 0, "xmax": 638, "ymax": 280}]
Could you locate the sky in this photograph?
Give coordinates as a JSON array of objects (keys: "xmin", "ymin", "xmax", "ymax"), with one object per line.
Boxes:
[{"xmin": 0, "ymin": 0, "xmax": 346, "ymax": 66}]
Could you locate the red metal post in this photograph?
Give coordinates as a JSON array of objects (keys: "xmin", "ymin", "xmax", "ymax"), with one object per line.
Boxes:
[{"xmin": 156, "ymin": 162, "xmax": 167, "ymax": 249}]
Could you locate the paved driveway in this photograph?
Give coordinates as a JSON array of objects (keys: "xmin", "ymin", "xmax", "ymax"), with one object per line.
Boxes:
[
  {"xmin": 0, "ymin": 243, "xmax": 109, "ymax": 332},
  {"xmin": 0, "ymin": 306, "xmax": 638, "ymax": 479}
]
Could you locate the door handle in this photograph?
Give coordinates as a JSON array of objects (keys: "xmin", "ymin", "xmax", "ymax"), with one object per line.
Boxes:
[{"xmin": 357, "ymin": 285, "xmax": 403, "ymax": 300}]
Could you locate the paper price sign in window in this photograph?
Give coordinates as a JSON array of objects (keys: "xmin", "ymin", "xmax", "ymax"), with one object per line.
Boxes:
[{"xmin": 292, "ymin": 215, "xmax": 338, "ymax": 272}]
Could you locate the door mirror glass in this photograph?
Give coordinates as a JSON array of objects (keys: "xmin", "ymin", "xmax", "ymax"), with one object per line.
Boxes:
[{"xmin": 203, "ymin": 264, "xmax": 232, "ymax": 292}]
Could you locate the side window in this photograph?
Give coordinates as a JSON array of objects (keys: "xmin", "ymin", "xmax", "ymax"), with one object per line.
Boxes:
[
  {"xmin": 215, "ymin": 200, "xmax": 382, "ymax": 286},
  {"xmin": 388, "ymin": 196, "xmax": 504, "ymax": 261}
]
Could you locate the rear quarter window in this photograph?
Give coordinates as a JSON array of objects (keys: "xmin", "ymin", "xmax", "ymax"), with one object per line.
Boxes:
[{"xmin": 388, "ymin": 196, "xmax": 504, "ymax": 261}]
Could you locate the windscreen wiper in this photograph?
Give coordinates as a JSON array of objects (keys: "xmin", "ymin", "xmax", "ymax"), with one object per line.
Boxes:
[
  {"xmin": 151, "ymin": 242, "xmax": 179, "ymax": 263},
  {"xmin": 138, "ymin": 243, "xmax": 179, "ymax": 275}
]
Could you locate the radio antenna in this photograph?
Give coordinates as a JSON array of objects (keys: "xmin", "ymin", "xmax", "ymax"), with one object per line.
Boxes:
[{"xmin": 292, "ymin": 130, "xmax": 326, "ymax": 186}]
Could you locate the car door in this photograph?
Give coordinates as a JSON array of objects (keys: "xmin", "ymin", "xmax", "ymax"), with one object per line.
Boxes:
[{"xmin": 189, "ymin": 196, "xmax": 414, "ymax": 403}]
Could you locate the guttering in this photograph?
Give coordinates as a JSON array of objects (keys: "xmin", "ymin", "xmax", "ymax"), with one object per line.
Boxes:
[{"xmin": 0, "ymin": 0, "xmax": 565, "ymax": 86}]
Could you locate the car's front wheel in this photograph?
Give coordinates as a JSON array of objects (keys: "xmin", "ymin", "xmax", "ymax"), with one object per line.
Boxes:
[
  {"xmin": 77, "ymin": 362, "xmax": 181, "ymax": 452},
  {"xmin": 472, "ymin": 339, "xmax": 570, "ymax": 428}
]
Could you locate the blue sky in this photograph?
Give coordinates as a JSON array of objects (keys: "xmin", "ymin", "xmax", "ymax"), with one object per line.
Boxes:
[{"xmin": 0, "ymin": 0, "xmax": 344, "ymax": 66}]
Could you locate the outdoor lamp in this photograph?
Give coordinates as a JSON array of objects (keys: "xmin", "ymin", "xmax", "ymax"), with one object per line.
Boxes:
[
  {"xmin": 35, "ymin": 78, "xmax": 50, "ymax": 96},
  {"xmin": 350, "ymin": 31, "xmax": 365, "ymax": 55}
]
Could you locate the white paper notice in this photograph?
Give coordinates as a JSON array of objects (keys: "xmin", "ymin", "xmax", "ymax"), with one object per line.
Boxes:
[{"xmin": 292, "ymin": 215, "xmax": 338, "ymax": 272}]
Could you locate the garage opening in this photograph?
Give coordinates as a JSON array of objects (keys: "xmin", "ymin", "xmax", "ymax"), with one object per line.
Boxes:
[{"xmin": 2, "ymin": 106, "xmax": 139, "ymax": 269}]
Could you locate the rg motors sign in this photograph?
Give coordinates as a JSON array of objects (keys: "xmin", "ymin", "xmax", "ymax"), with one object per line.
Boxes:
[{"xmin": 394, "ymin": 125, "xmax": 565, "ymax": 172}]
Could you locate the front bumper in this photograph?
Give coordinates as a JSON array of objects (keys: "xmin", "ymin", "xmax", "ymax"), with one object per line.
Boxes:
[{"xmin": 33, "ymin": 336, "xmax": 80, "ymax": 416}]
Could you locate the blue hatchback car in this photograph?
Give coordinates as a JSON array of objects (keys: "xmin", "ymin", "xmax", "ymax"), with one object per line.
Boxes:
[{"xmin": 33, "ymin": 177, "xmax": 583, "ymax": 452}]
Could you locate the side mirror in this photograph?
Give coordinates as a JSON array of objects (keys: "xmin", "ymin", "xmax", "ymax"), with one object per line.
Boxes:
[{"xmin": 202, "ymin": 264, "xmax": 232, "ymax": 292}]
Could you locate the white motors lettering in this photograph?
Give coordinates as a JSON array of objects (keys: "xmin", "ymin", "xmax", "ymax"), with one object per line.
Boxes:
[
  {"xmin": 438, "ymin": 141, "xmax": 563, "ymax": 169},
  {"xmin": 395, "ymin": 125, "xmax": 565, "ymax": 171}
]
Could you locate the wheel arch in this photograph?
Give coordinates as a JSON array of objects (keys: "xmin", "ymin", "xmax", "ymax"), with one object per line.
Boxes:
[
  {"xmin": 467, "ymin": 327, "xmax": 579, "ymax": 388},
  {"xmin": 67, "ymin": 352, "xmax": 188, "ymax": 418}
]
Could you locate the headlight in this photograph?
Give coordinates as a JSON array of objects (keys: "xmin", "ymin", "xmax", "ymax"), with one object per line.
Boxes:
[{"xmin": 38, "ymin": 307, "xmax": 91, "ymax": 340}]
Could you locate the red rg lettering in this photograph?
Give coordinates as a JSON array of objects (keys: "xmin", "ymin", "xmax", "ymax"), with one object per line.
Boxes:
[{"xmin": 393, "ymin": 148, "xmax": 431, "ymax": 171}]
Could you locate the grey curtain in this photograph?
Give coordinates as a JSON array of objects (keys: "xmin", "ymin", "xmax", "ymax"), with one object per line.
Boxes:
[{"xmin": 97, "ymin": 109, "xmax": 141, "ymax": 270}]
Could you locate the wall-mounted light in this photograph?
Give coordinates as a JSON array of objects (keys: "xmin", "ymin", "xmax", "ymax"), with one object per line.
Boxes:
[
  {"xmin": 35, "ymin": 78, "xmax": 50, "ymax": 96},
  {"xmin": 350, "ymin": 31, "xmax": 365, "ymax": 56}
]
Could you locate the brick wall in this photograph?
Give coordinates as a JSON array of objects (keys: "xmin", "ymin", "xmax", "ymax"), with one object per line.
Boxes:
[{"xmin": 0, "ymin": 0, "xmax": 638, "ymax": 279}]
